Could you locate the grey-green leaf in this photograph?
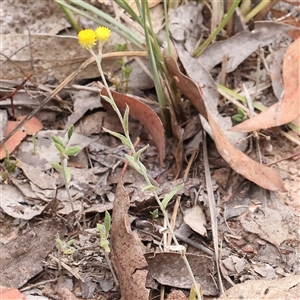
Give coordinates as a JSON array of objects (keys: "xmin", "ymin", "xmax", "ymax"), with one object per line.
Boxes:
[
  {"xmin": 161, "ymin": 183, "xmax": 184, "ymax": 210},
  {"xmin": 65, "ymin": 146, "xmax": 81, "ymax": 156},
  {"xmin": 125, "ymin": 155, "xmax": 142, "ymax": 174},
  {"xmin": 52, "ymin": 135, "xmax": 64, "ymax": 147},
  {"xmin": 102, "ymin": 127, "xmax": 132, "ymax": 148},
  {"xmin": 123, "ymin": 104, "xmax": 130, "ymax": 136},
  {"xmin": 54, "ymin": 143, "xmax": 65, "ymax": 154},
  {"xmin": 51, "ymin": 162, "xmax": 63, "ymax": 173},
  {"xmin": 67, "ymin": 125, "xmax": 74, "ymax": 141}
]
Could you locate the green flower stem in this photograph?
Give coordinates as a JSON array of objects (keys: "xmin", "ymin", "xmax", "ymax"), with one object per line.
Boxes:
[
  {"xmin": 89, "ymin": 42, "xmax": 201, "ymax": 297},
  {"xmin": 61, "ymin": 158, "xmax": 75, "ymax": 212},
  {"xmin": 140, "ymin": 170, "xmax": 202, "ymax": 300},
  {"xmin": 104, "ymin": 251, "xmax": 119, "ymax": 287},
  {"xmin": 89, "ymin": 48, "xmax": 135, "ymax": 151},
  {"xmin": 193, "ymin": 0, "xmax": 241, "ymax": 58}
]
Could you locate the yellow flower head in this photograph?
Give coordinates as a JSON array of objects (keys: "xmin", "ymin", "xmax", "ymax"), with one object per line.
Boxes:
[
  {"xmin": 78, "ymin": 29, "xmax": 96, "ymax": 49},
  {"xmin": 95, "ymin": 26, "xmax": 111, "ymax": 43}
]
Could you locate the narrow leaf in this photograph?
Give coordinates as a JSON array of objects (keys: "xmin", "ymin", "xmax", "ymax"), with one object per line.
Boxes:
[
  {"xmin": 125, "ymin": 155, "xmax": 144, "ymax": 175},
  {"xmin": 65, "ymin": 145, "xmax": 81, "ymax": 156},
  {"xmin": 133, "ymin": 144, "xmax": 149, "ymax": 162},
  {"xmin": 67, "ymin": 125, "xmax": 74, "ymax": 141},
  {"xmin": 102, "ymin": 127, "xmax": 132, "ymax": 148},
  {"xmin": 51, "ymin": 162, "xmax": 63, "ymax": 173},
  {"xmin": 161, "ymin": 183, "xmax": 184, "ymax": 210},
  {"xmin": 52, "ymin": 135, "xmax": 65, "ymax": 147},
  {"xmin": 97, "ymin": 223, "xmax": 106, "ymax": 239},
  {"xmin": 123, "ymin": 104, "xmax": 130, "ymax": 136},
  {"xmin": 54, "ymin": 143, "xmax": 65, "ymax": 154},
  {"xmin": 104, "ymin": 211, "xmax": 111, "ymax": 236}
]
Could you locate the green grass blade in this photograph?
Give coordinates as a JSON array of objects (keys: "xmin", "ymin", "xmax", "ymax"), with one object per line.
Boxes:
[{"xmin": 193, "ymin": 0, "xmax": 241, "ymax": 57}]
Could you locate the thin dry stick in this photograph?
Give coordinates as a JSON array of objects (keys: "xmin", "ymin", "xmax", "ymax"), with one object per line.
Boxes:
[
  {"xmin": 48, "ymin": 254, "xmax": 85, "ymax": 282},
  {"xmin": 267, "ymin": 150, "xmax": 300, "ymax": 166},
  {"xmin": 167, "ymin": 195, "xmax": 181, "ymax": 247},
  {"xmin": 243, "ymin": 83, "xmax": 268, "ymax": 206},
  {"xmin": 278, "ymin": 129, "xmax": 300, "ymax": 146},
  {"xmin": 167, "ymin": 151, "xmax": 198, "ymax": 246},
  {"xmin": 160, "ymin": 285, "xmax": 165, "ymax": 300},
  {"xmin": 202, "ymin": 129, "xmax": 224, "ymax": 294},
  {"xmin": 0, "ymin": 74, "xmax": 34, "ymax": 119}
]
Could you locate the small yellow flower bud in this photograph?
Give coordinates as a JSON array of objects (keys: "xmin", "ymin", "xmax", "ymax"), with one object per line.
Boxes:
[
  {"xmin": 78, "ymin": 29, "xmax": 96, "ymax": 49},
  {"xmin": 95, "ymin": 26, "xmax": 111, "ymax": 42}
]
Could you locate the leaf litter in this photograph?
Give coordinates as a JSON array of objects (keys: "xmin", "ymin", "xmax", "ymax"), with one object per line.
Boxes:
[
  {"xmin": 232, "ymin": 37, "xmax": 300, "ymax": 132},
  {"xmin": 0, "ymin": 1, "xmax": 300, "ymax": 300}
]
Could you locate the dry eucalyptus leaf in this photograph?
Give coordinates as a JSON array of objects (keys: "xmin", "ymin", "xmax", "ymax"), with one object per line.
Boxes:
[
  {"xmin": 101, "ymin": 87, "xmax": 165, "ymax": 165},
  {"xmin": 222, "ymin": 256, "xmax": 246, "ymax": 275},
  {"xmin": 184, "ymin": 204, "xmax": 207, "ymax": 237},
  {"xmin": 17, "ymin": 161, "xmax": 56, "ymax": 190},
  {"xmin": 9, "ymin": 177, "xmax": 38, "ymax": 199},
  {"xmin": 171, "ymin": 43, "xmax": 248, "ymax": 152},
  {"xmin": 267, "ymin": 46, "xmax": 285, "ymax": 100},
  {"xmin": 0, "ymin": 184, "xmax": 45, "ymax": 220},
  {"xmin": 78, "ymin": 111, "xmax": 139, "ymax": 136},
  {"xmin": 14, "ymin": 130, "xmax": 96, "ymax": 170},
  {"xmin": 0, "ymin": 219, "xmax": 65, "ymax": 288},
  {"xmin": 198, "ymin": 22, "xmax": 299, "ymax": 73},
  {"xmin": 0, "ymin": 110, "xmax": 8, "ymax": 139},
  {"xmin": 168, "ymin": 2, "xmax": 203, "ymax": 53},
  {"xmin": 164, "ymin": 53, "xmax": 285, "ymax": 191},
  {"xmin": 145, "ymin": 252, "xmax": 218, "ymax": 296},
  {"xmin": 110, "ymin": 181, "xmax": 149, "ymax": 300},
  {"xmin": 219, "ymin": 275, "xmax": 300, "ymax": 300},
  {"xmin": 65, "ymin": 90, "xmax": 102, "ymax": 128},
  {"xmin": 232, "ymin": 37, "xmax": 300, "ymax": 132},
  {"xmin": 0, "ymin": 116, "xmax": 43, "ymax": 159},
  {"xmin": 240, "ymin": 207, "xmax": 289, "ymax": 247},
  {"xmin": 0, "ymin": 287, "xmax": 27, "ymax": 300}
]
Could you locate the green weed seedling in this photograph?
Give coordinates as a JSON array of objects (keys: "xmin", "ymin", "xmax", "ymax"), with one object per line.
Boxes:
[
  {"xmin": 51, "ymin": 125, "xmax": 81, "ymax": 212},
  {"xmin": 97, "ymin": 211, "xmax": 119, "ymax": 286},
  {"xmin": 1, "ymin": 146, "xmax": 18, "ymax": 181},
  {"xmin": 232, "ymin": 107, "xmax": 248, "ymax": 123},
  {"xmin": 56, "ymin": 237, "xmax": 74, "ymax": 255},
  {"xmin": 97, "ymin": 210, "xmax": 111, "ymax": 253},
  {"xmin": 150, "ymin": 208, "xmax": 159, "ymax": 222},
  {"xmin": 55, "ymin": 237, "xmax": 74, "ymax": 272}
]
